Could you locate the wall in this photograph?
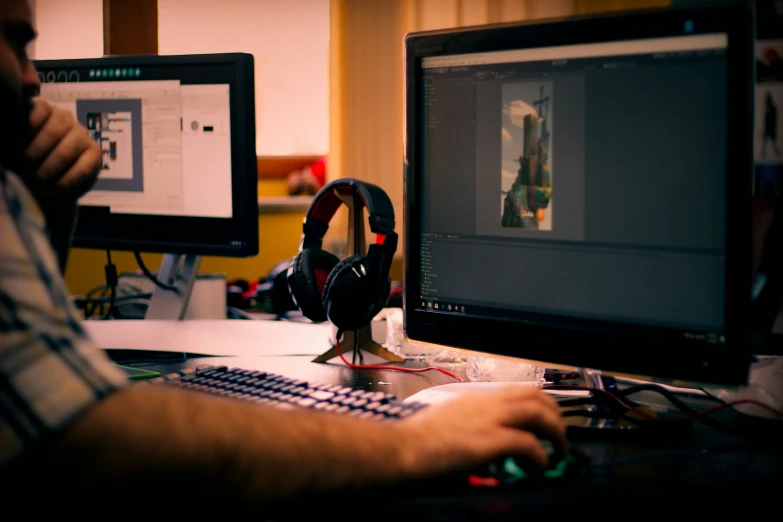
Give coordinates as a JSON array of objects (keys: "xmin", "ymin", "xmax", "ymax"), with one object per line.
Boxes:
[
  {"xmin": 31, "ymin": 0, "xmax": 104, "ymax": 60},
  {"xmin": 158, "ymin": 0, "xmax": 330, "ymax": 156}
]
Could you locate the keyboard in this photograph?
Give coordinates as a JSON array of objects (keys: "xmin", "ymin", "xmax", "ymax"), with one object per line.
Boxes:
[{"xmin": 142, "ymin": 363, "xmax": 428, "ymax": 420}]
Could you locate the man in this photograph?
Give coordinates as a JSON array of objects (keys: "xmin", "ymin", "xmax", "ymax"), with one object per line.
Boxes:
[{"xmin": 0, "ymin": 0, "xmax": 567, "ymax": 509}]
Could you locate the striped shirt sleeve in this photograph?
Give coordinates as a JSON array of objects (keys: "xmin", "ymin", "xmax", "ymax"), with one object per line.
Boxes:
[{"xmin": 0, "ymin": 166, "xmax": 128, "ymax": 467}]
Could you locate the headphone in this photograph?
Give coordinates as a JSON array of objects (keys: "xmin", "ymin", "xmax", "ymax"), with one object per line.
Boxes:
[{"xmin": 287, "ymin": 177, "xmax": 398, "ymax": 331}]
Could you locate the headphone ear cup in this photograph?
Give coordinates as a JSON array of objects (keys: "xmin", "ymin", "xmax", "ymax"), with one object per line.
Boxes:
[
  {"xmin": 288, "ymin": 248, "xmax": 340, "ymax": 323},
  {"xmin": 322, "ymin": 254, "xmax": 389, "ymax": 331}
]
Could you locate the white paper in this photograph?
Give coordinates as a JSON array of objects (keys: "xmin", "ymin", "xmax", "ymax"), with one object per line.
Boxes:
[{"xmin": 83, "ymin": 319, "xmax": 333, "ymax": 356}]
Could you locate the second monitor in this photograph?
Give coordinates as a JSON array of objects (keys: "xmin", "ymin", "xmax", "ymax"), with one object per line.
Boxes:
[{"xmin": 34, "ymin": 53, "xmax": 259, "ymax": 319}]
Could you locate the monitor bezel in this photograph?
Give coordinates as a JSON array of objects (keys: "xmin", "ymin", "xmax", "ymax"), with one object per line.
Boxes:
[
  {"xmin": 403, "ymin": 4, "xmax": 754, "ymax": 386},
  {"xmin": 33, "ymin": 53, "xmax": 259, "ymax": 258}
]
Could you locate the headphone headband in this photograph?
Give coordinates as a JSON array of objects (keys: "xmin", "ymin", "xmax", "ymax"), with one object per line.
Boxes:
[{"xmin": 301, "ymin": 178, "xmax": 396, "ymax": 250}]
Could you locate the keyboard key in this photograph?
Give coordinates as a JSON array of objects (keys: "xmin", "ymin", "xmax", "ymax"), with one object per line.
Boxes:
[
  {"xmin": 308, "ymin": 390, "xmax": 335, "ymax": 401},
  {"xmin": 157, "ymin": 364, "xmax": 420, "ymax": 421},
  {"xmin": 369, "ymin": 392, "xmax": 388, "ymax": 403}
]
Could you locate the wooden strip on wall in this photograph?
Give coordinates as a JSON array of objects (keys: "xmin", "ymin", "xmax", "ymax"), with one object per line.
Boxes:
[{"xmin": 103, "ymin": 0, "xmax": 158, "ymax": 55}]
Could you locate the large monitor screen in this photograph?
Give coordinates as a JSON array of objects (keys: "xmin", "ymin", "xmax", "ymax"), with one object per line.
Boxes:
[
  {"xmin": 404, "ymin": 4, "xmax": 754, "ymax": 386},
  {"xmin": 34, "ymin": 53, "xmax": 258, "ymax": 257}
]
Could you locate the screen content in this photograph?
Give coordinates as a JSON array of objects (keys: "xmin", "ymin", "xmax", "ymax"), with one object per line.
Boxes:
[
  {"xmin": 418, "ymin": 34, "xmax": 729, "ymax": 337},
  {"xmin": 40, "ymin": 80, "xmax": 233, "ymax": 219}
]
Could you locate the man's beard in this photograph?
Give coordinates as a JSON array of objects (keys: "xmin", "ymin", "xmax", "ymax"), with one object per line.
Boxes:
[{"xmin": 0, "ymin": 80, "xmax": 35, "ymax": 177}]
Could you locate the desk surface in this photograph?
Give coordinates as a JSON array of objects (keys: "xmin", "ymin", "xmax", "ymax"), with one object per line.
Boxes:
[{"xmin": 115, "ymin": 349, "xmax": 783, "ymax": 519}]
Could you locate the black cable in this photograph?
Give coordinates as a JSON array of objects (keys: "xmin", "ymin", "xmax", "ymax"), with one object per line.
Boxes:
[
  {"xmin": 554, "ymin": 382, "xmax": 778, "ymax": 442},
  {"xmin": 133, "ymin": 251, "xmax": 178, "ymax": 292},
  {"xmin": 77, "ymin": 292, "xmax": 153, "ymax": 304},
  {"xmin": 104, "ymin": 250, "xmax": 118, "ymax": 319},
  {"xmin": 699, "ymin": 387, "xmax": 727, "ymax": 404}
]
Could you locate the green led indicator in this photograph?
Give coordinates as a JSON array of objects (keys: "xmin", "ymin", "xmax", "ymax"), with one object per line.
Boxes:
[
  {"xmin": 89, "ymin": 69, "xmax": 95, "ymax": 78},
  {"xmin": 121, "ymin": 68, "xmax": 127, "ymax": 77},
  {"xmin": 135, "ymin": 68, "xmax": 141, "ymax": 77}
]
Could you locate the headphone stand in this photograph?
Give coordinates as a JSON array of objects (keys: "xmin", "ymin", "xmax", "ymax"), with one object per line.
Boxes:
[{"xmin": 312, "ymin": 191, "xmax": 404, "ymax": 364}]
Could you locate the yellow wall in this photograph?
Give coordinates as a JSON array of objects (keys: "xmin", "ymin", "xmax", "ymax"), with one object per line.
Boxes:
[
  {"xmin": 64, "ymin": 178, "xmax": 405, "ymax": 297},
  {"xmin": 65, "ymin": 180, "xmax": 305, "ymax": 296}
]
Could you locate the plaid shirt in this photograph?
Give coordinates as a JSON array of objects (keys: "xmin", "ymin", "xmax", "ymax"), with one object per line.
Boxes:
[{"xmin": 0, "ymin": 165, "xmax": 127, "ymax": 467}]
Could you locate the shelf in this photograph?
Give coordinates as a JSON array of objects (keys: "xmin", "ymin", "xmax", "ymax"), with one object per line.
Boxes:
[{"xmin": 257, "ymin": 196, "xmax": 313, "ymax": 213}]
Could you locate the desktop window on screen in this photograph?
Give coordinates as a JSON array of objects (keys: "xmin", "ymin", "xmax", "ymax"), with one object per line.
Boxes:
[{"xmin": 418, "ymin": 34, "xmax": 729, "ymax": 338}]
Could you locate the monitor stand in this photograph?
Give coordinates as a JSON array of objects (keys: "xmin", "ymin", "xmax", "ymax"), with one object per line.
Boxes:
[
  {"xmin": 144, "ymin": 253, "xmax": 201, "ymax": 320},
  {"xmin": 312, "ymin": 189, "xmax": 403, "ymax": 364}
]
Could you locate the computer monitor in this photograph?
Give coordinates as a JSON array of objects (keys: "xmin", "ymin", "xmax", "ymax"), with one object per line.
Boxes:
[
  {"xmin": 403, "ymin": 3, "xmax": 754, "ymax": 387},
  {"xmin": 33, "ymin": 53, "xmax": 259, "ymax": 318}
]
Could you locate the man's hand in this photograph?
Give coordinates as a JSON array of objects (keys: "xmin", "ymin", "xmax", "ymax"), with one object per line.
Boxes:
[
  {"xmin": 397, "ymin": 386, "xmax": 568, "ymax": 478},
  {"xmin": 25, "ymin": 97, "xmax": 101, "ymax": 201}
]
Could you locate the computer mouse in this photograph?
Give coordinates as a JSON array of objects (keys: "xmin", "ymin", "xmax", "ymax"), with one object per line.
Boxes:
[{"xmin": 472, "ymin": 442, "xmax": 588, "ymax": 486}]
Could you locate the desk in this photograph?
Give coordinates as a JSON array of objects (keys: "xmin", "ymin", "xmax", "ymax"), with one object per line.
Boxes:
[{"xmin": 113, "ymin": 348, "xmax": 783, "ymax": 520}]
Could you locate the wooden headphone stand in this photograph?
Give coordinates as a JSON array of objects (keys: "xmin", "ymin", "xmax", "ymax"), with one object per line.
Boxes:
[{"xmin": 312, "ymin": 190, "xmax": 404, "ymax": 364}]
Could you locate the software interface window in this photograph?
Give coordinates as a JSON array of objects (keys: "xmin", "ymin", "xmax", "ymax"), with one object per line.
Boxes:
[
  {"xmin": 40, "ymin": 80, "xmax": 233, "ymax": 219},
  {"xmin": 420, "ymin": 34, "xmax": 729, "ymax": 336}
]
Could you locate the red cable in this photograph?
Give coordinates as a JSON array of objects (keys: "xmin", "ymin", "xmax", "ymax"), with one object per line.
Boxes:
[
  {"xmin": 335, "ymin": 337, "xmax": 464, "ymax": 382},
  {"xmin": 390, "ymin": 287, "xmax": 402, "ymax": 296}
]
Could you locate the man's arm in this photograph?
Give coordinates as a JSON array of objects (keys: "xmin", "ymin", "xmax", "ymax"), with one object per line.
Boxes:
[{"xmin": 8, "ymin": 380, "xmax": 564, "ymax": 507}]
